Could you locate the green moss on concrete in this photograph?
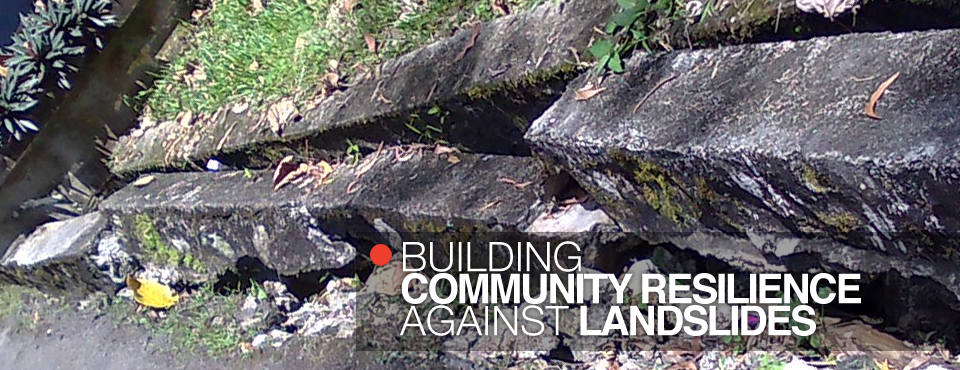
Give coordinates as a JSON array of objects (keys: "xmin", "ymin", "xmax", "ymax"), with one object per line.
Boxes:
[
  {"xmin": 133, "ymin": 214, "xmax": 206, "ymax": 272},
  {"xmin": 801, "ymin": 165, "xmax": 831, "ymax": 194},
  {"xmin": 466, "ymin": 62, "xmax": 581, "ymax": 100},
  {"xmin": 610, "ymin": 149, "xmax": 694, "ymax": 225},
  {"xmin": 816, "ymin": 211, "xmax": 861, "ymax": 233}
]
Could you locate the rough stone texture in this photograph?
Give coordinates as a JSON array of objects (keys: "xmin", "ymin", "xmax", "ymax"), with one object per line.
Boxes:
[
  {"xmin": 0, "ymin": 0, "xmax": 191, "ymax": 256},
  {"xmin": 107, "ymin": 0, "xmax": 621, "ymax": 175},
  {"xmin": 99, "ymin": 151, "xmax": 548, "ymax": 278},
  {"xmin": 526, "ymin": 29, "xmax": 960, "ymax": 304},
  {"xmin": 0, "ymin": 212, "xmax": 115, "ymax": 295}
]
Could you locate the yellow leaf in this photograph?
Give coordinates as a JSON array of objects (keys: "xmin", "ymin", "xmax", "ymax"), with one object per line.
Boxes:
[
  {"xmin": 876, "ymin": 359, "xmax": 892, "ymax": 370},
  {"xmin": 126, "ymin": 275, "xmax": 179, "ymax": 309},
  {"xmin": 0, "ymin": 64, "xmax": 6, "ymax": 78}
]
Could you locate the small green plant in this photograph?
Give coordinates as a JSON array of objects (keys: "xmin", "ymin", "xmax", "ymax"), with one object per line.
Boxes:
[
  {"xmin": 757, "ymin": 353, "xmax": 785, "ymax": 370},
  {"xmin": 405, "ymin": 105, "xmax": 449, "ymax": 144},
  {"xmin": 242, "ymin": 168, "xmax": 254, "ymax": 179},
  {"xmin": 590, "ymin": 0, "xmax": 685, "ymax": 73},
  {"xmin": 345, "ymin": 139, "xmax": 361, "ymax": 164},
  {"xmin": 721, "ymin": 334, "xmax": 749, "ymax": 354}
]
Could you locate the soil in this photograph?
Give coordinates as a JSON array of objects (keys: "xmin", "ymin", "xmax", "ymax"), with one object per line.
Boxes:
[{"xmin": 0, "ymin": 303, "xmax": 394, "ymax": 370}]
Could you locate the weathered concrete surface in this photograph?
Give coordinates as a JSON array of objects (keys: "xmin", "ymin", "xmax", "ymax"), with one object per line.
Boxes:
[
  {"xmin": 107, "ymin": 0, "xmax": 621, "ymax": 175},
  {"xmin": 0, "ymin": 212, "xmax": 114, "ymax": 295},
  {"xmin": 526, "ymin": 29, "xmax": 960, "ymax": 303},
  {"xmin": 99, "ymin": 150, "xmax": 548, "ymax": 278},
  {"xmin": 0, "ymin": 0, "xmax": 191, "ymax": 256}
]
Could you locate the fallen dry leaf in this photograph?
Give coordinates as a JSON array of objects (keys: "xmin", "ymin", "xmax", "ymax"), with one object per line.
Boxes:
[
  {"xmin": 362, "ymin": 260, "xmax": 411, "ymax": 296},
  {"xmin": 249, "ymin": 0, "xmax": 265, "ymax": 15},
  {"xmin": 248, "ymin": 60, "xmax": 260, "ymax": 71},
  {"xmin": 132, "ymin": 175, "xmax": 156, "ymax": 187},
  {"xmin": 499, "ymin": 177, "xmax": 533, "ymax": 189},
  {"xmin": 454, "ymin": 23, "xmax": 482, "ymax": 63},
  {"xmin": 574, "ymin": 82, "xmax": 606, "ymax": 101},
  {"xmin": 232, "ymin": 102, "xmax": 249, "ymax": 114},
  {"xmin": 324, "ymin": 72, "xmax": 340, "ymax": 88},
  {"xmin": 191, "ymin": 9, "xmax": 206, "ymax": 21},
  {"xmin": 177, "ymin": 111, "xmax": 194, "ymax": 126},
  {"xmin": 865, "ymin": 71, "xmax": 900, "ymax": 120},
  {"xmin": 876, "ymin": 359, "xmax": 892, "ymax": 370},
  {"xmin": 0, "ymin": 64, "xmax": 6, "ymax": 78},
  {"xmin": 447, "ymin": 155, "xmax": 461, "ymax": 164},
  {"xmin": 275, "ymin": 163, "xmax": 308, "ymax": 190},
  {"xmin": 273, "ymin": 155, "xmax": 296, "ymax": 185},
  {"xmin": 434, "ymin": 146, "xmax": 460, "ymax": 155},
  {"xmin": 265, "ymin": 98, "xmax": 298, "ymax": 136},
  {"xmin": 364, "ymin": 34, "xmax": 378, "ymax": 53},
  {"xmin": 342, "ymin": 0, "xmax": 356, "ymax": 13},
  {"xmin": 125, "ymin": 274, "xmax": 179, "ymax": 309},
  {"xmin": 314, "ymin": 161, "xmax": 335, "ymax": 184}
]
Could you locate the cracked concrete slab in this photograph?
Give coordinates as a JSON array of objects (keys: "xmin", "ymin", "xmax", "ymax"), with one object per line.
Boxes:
[
  {"xmin": 525, "ymin": 29, "xmax": 960, "ymax": 303},
  {"xmin": 99, "ymin": 150, "xmax": 549, "ymax": 279}
]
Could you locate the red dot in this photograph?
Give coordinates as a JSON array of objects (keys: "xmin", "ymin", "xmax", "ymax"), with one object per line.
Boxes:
[{"xmin": 371, "ymin": 244, "xmax": 392, "ymax": 266}]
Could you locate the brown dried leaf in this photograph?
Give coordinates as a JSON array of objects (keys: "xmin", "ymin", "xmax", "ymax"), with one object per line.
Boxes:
[
  {"xmin": 273, "ymin": 155, "xmax": 296, "ymax": 185},
  {"xmin": 342, "ymin": 0, "xmax": 356, "ymax": 14},
  {"xmin": 0, "ymin": 64, "xmax": 6, "ymax": 78},
  {"xmin": 313, "ymin": 161, "xmax": 335, "ymax": 184},
  {"xmin": 499, "ymin": 177, "xmax": 533, "ymax": 189},
  {"xmin": 362, "ymin": 261, "xmax": 411, "ymax": 295},
  {"xmin": 447, "ymin": 155, "xmax": 461, "ymax": 164},
  {"xmin": 364, "ymin": 34, "xmax": 377, "ymax": 53},
  {"xmin": 248, "ymin": 60, "xmax": 260, "ymax": 71},
  {"xmin": 434, "ymin": 146, "xmax": 460, "ymax": 155},
  {"xmin": 191, "ymin": 9, "xmax": 206, "ymax": 21},
  {"xmin": 574, "ymin": 82, "xmax": 606, "ymax": 101},
  {"xmin": 864, "ymin": 72, "xmax": 900, "ymax": 120},
  {"xmin": 324, "ymin": 72, "xmax": 340, "ymax": 88},
  {"xmin": 178, "ymin": 111, "xmax": 194, "ymax": 126},
  {"xmin": 454, "ymin": 23, "xmax": 482, "ymax": 63},
  {"xmin": 275, "ymin": 163, "xmax": 309, "ymax": 190},
  {"xmin": 249, "ymin": 0, "xmax": 264, "ymax": 15},
  {"xmin": 265, "ymin": 98, "xmax": 298, "ymax": 136}
]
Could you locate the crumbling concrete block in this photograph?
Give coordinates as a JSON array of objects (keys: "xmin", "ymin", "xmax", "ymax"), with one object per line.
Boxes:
[
  {"xmin": 0, "ymin": 212, "xmax": 115, "ymax": 295},
  {"xmin": 99, "ymin": 151, "xmax": 549, "ymax": 278}
]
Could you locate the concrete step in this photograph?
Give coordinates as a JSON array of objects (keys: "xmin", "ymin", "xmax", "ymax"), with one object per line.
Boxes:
[
  {"xmin": 526, "ymin": 29, "xmax": 960, "ymax": 303},
  {"xmin": 98, "ymin": 150, "xmax": 554, "ymax": 279},
  {"xmin": 107, "ymin": 0, "xmax": 621, "ymax": 175}
]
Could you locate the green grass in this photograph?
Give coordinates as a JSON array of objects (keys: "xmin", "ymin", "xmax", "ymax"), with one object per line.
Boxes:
[
  {"xmin": 141, "ymin": 284, "xmax": 260, "ymax": 357},
  {"xmin": 142, "ymin": 0, "xmax": 543, "ymax": 120},
  {"xmin": 0, "ymin": 283, "xmax": 48, "ymax": 330}
]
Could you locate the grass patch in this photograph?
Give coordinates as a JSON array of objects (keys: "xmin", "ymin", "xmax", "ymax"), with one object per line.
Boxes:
[
  {"xmin": 0, "ymin": 283, "xmax": 48, "ymax": 330},
  {"xmin": 141, "ymin": 0, "xmax": 543, "ymax": 120},
  {"xmin": 134, "ymin": 284, "xmax": 263, "ymax": 357}
]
